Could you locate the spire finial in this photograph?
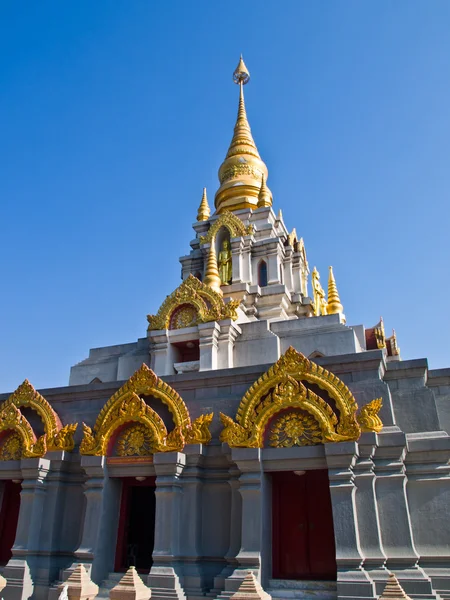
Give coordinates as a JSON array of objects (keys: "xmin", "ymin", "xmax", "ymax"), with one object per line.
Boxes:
[
  {"xmin": 257, "ymin": 174, "xmax": 272, "ymax": 208},
  {"xmin": 214, "ymin": 58, "xmax": 271, "ymax": 213},
  {"xmin": 233, "ymin": 55, "xmax": 250, "ymax": 85},
  {"xmin": 203, "ymin": 242, "xmax": 223, "ymax": 296},
  {"xmin": 197, "ymin": 187, "xmax": 210, "ymax": 222},
  {"xmin": 327, "ymin": 266, "xmax": 344, "ymax": 316}
]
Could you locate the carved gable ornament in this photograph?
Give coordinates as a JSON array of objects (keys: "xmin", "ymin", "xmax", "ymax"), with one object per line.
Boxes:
[
  {"xmin": 220, "ymin": 347, "xmax": 382, "ymax": 448},
  {"xmin": 80, "ymin": 363, "xmax": 213, "ymax": 456},
  {"xmin": 0, "ymin": 380, "xmax": 77, "ymax": 460},
  {"xmin": 147, "ymin": 274, "xmax": 239, "ymax": 331},
  {"xmin": 199, "ymin": 210, "xmax": 253, "ymax": 245}
]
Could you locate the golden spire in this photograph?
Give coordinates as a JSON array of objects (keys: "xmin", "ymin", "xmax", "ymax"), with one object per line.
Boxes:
[
  {"xmin": 327, "ymin": 266, "xmax": 344, "ymax": 315},
  {"xmin": 197, "ymin": 188, "xmax": 210, "ymax": 221},
  {"xmin": 203, "ymin": 243, "xmax": 223, "ymax": 295},
  {"xmin": 215, "ymin": 56, "xmax": 272, "ymax": 214},
  {"xmin": 257, "ymin": 174, "xmax": 272, "ymax": 208}
]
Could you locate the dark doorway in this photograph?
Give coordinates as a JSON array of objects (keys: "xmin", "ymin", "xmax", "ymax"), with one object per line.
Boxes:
[
  {"xmin": 0, "ymin": 480, "xmax": 21, "ymax": 565},
  {"xmin": 115, "ymin": 478, "xmax": 156, "ymax": 572},
  {"xmin": 272, "ymin": 470, "xmax": 336, "ymax": 580}
]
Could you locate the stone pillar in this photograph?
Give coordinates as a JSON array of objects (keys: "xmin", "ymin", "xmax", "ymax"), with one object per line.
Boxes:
[
  {"xmin": 404, "ymin": 433, "xmax": 450, "ymax": 599},
  {"xmin": 242, "ymin": 236, "xmax": 253, "ymax": 284},
  {"xmin": 373, "ymin": 430, "xmax": 435, "ymax": 598},
  {"xmin": 149, "ymin": 452, "xmax": 186, "ymax": 600},
  {"xmin": 211, "ymin": 453, "xmax": 242, "ymax": 596},
  {"xmin": 230, "ymin": 238, "xmax": 244, "ymax": 284},
  {"xmin": 324, "ymin": 442, "xmax": 375, "ymax": 600},
  {"xmin": 283, "ymin": 247, "xmax": 294, "ymax": 293},
  {"xmin": 72, "ymin": 456, "xmax": 121, "ymax": 585},
  {"xmin": 198, "ymin": 322, "xmax": 220, "ymax": 371},
  {"xmin": 149, "ymin": 331, "xmax": 174, "ymax": 376},
  {"xmin": 4, "ymin": 457, "xmax": 51, "ymax": 600},
  {"xmin": 222, "ymin": 448, "xmax": 267, "ymax": 594},
  {"xmin": 353, "ymin": 434, "xmax": 388, "ymax": 593},
  {"xmin": 292, "ymin": 252, "xmax": 303, "ymax": 295},
  {"xmin": 217, "ymin": 320, "xmax": 241, "ymax": 369},
  {"xmin": 266, "ymin": 243, "xmax": 279, "ymax": 285},
  {"xmin": 178, "ymin": 445, "xmax": 205, "ymax": 597}
]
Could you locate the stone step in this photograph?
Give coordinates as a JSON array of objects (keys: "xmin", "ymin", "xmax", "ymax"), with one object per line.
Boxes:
[{"xmin": 267, "ymin": 580, "xmax": 337, "ymax": 600}]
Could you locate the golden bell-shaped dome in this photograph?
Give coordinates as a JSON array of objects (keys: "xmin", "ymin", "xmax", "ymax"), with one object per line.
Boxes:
[{"xmin": 215, "ymin": 56, "xmax": 272, "ymax": 214}]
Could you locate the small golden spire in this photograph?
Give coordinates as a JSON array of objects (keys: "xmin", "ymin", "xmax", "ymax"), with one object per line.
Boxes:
[
  {"xmin": 327, "ymin": 266, "xmax": 344, "ymax": 315},
  {"xmin": 197, "ymin": 188, "xmax": 210, "ymax": 221},
  {"xmin": 203, "ymin": 243, "xmax": 223, "ymax": 295},
  {"xmin": 257, "ymin": 174, "xmax": 272, "ymax": 208},
  {"xmin": 215, "ymin": 56, "xmax": 271, "ymax": 213}
]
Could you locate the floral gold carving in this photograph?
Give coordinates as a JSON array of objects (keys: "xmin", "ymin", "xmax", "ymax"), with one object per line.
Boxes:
[
  {"xmin": 199, "ymin": 211, "xmax": 253, "ymax": 245},
  {"xmin": 0, "ymin": 381, "xmax": 77, "ymax": 459},
  {"xmin": 269, "ymin": 411, "xmax": 323, "ymax": 447},
  {"xmin": 147, "ymin": 274, "xmax": 239, "ymax": 331},
  {"xmin": 220, "ymin": 163, "xmax": 262, "ymax": 185},
  {"xmin": 0, "ymin": 432, "xmax": 23, "ymax": 461},
  {"xmin": 357, "ymin": 398, "xmax": 383, "ymax": 432},
  {"xmin": 80, "ymin": 364, "xmax": 213, "ymax": 456},
  {"xmin": 117, "ymin": 424, "xmax": 155, "ymax": 456},
  {"xmin": 220, "ymin": 346, "xmax": 370, "ymax": 448}
]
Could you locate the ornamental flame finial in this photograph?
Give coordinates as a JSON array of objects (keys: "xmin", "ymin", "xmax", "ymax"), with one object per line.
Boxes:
[{"xmin": 327, "ymin": 266, "xmax": 344, "ymax": 318}]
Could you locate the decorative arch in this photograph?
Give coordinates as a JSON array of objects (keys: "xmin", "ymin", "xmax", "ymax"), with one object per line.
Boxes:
[
  {"xmin": 0, "ymin": 404, "xmax": 46, "ymax": 458},
  {"xmin": 220, "ymin": 346, "xmax": 382, "ymax": 448},
  {"xmin": 147, "ymin": 274, "xmax": 239, "ymax": 331},
  {"xmin": 80, "ymin": 364, "xmax": 213, "ymax": 456},
  {"xmin": 0, "ymin": 380, "xmax": 77, "ymax": 459},
  {"xmin": 199, "ymin": 211, "xmax": 253, "ymax": 245}
]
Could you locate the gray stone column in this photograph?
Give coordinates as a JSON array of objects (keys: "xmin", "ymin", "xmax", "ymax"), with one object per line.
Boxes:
[
  {"xmin": 373, "ymin": 430, "xmax": 435, "ymax": 598},
  {"xmin": 230, "ymin": 238, "xmax": 244, "ymax": 284},
  {"xmin": 178, "ymin": 445, "xmax": 205, "ymax": 597},
  {"xmin": 353, "ymin": 434, "xmax": 388, "ymax": 592},
  {"xmin": 222, "ymin": 448, "xmax": 267, "ymax": 593},
  {"xmin": 71, "ymin": 456, "xmax": 121, "ymax": 585},
  {"xmin": 325, "ymin": 442, "xmax": 375, "ymax": 600},
  {"xmin": 283, "ymin": 247, "xmax": 294, "ymax": 293},
  {"xmin": 242, "ymin": 236, "xmax": 253, "ymax": 284},
  {"xmin": 149, "ymin": 452, "xmax": 186, "ymax": 600},
  {"xmin": 198, "ymin": 322, "xmax": 220, "ymax": 371},
  {"xmin": 149, "ymin": 330, "xmax": 176, "ymax": 376},
  {"xmin": 404, "ymin": 432, "xmax": 450, "ymax": 599},
  {"xmin": 4, "ymin": 458, "xmax": 50, "ymax": 600},
  {"xmin": 217, "ymin": 320, "xmax": 241, "ymax": 369}
]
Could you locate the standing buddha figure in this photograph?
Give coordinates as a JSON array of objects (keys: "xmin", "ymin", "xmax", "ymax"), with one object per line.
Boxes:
[{"xmin": 218, "ymin": 240, "xmax": 232, "ymax": 285}]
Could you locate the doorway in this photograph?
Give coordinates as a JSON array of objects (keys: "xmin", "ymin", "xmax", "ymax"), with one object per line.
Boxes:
[
  {"xmin": 0, "ymin": 480, "xmax": 21, "ymax": 565},
  {"xmin": 272, "ymin": 470, "xmax": 336, "ymax": 580},
  {"xmin": 115, "ymin": 477, "xmax": 156, "ymax": 572}
]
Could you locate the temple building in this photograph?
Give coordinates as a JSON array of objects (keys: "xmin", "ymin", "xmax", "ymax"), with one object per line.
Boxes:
[{"xmin": 0, "ymin": 57, "xmax": 449, "ymax": 600}]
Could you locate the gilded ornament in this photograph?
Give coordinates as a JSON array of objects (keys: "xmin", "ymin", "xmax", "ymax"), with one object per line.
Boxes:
[
  {"xmin": 374, "ymin": 318, "xmax": 386, "ymax": 349},
  {"xmin": 312, "ymin": 267, "xmax": 327, "ymax": 316},
  {"xmin": 199, "ymin": 211, "xmax": 253, "ymax": 245},
  {"xmin": 80, "ymin": 364, "xmax": 213, "ymax": 456},
  {"xmin": 269, "ymin": 411, "xmax": 323, "ymax": 448},
  {"xmin": 197, "ymin": 188, "xmax": 210, "ymax": 222},
  {"xmin": 220, "ymin": 346, "xmax": 363, "ymax": 448},
  {"xmin": 117, "ymin": 424, "xmax": 155, "ymax": 457},
  {"xmin": 0, "ymin": 432, "xmax": 23, "ymax": 461},
  {"xmin": 326, "ymin": 266, "xmax": 344, "ymax": 318},
  {"xmin": 147, "ymin": 274, "xmax": 239, "ymax": 331},
  {"xmin": 357, "ymin": 398, "xmax": 383, "ymax": 433},
  {"xmin": 218, "ymin": 240, "xmax": 232, "ymax": 285},
  {"xmin": 0, "ymin": 379, "xmax": 77, "ymax": 458}
]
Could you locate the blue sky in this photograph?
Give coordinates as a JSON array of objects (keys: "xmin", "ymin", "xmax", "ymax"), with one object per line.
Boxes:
[{"xmin": 1, "ymin": 2, "xmax": 450, "ymax": 391}]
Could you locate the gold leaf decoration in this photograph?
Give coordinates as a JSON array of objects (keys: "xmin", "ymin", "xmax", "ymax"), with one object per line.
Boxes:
[
  {"xmin": 80, "ymin": 364, "xmax": 213, "ymax": 456},
  {"xmin": 357, "ymin": 398, "xmax": 383, "ymax": 433},
  {"xmin": 220, "ymin": 346, "xmax": 372, "ymax": 448},
  {"xmin": 117, "ymin": 424, "xmax": 155, "ymax": 457},
  {"xmin": 147, "ymin": 274, "xmax": 239, "ymax": 331},
  {"xmin": 0, "ymin": 432, "xmax": 23, "ymax": 461},
  {"xmin": 269, "ymin": 411, "xmax": 323, "ymax": 447},
  {"xmin": 199, "ymin": 210, "xmax": 253, "ymax": 245}
]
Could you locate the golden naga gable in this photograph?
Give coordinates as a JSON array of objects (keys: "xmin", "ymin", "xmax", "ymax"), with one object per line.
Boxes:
[
  {"xmin": 0, "ymin": 380, "xmax": 78, "ymax": 460},
  {"xmin": 147, "ymin": 274, "xmax": 239, "ymax": 331},
  {"xmin": 80, "ymin": 363, "xmax": 213, "ymax": 456},
  {"xmin": 220, "ymin": 346, "xmax": 383, "ymax": 448},
  {"xmin": 199, "ymin": 210, "xmax": 253, "ymax": 245}
]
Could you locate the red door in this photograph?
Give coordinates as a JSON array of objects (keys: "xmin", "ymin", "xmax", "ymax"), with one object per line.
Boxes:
[
  {"xmin": 272, "ymin": 470, "xmax": 336, "ymax": 580},
  {"xmin": 0, "ymin": 480, "xmax": 21, "ymax": 564}
]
